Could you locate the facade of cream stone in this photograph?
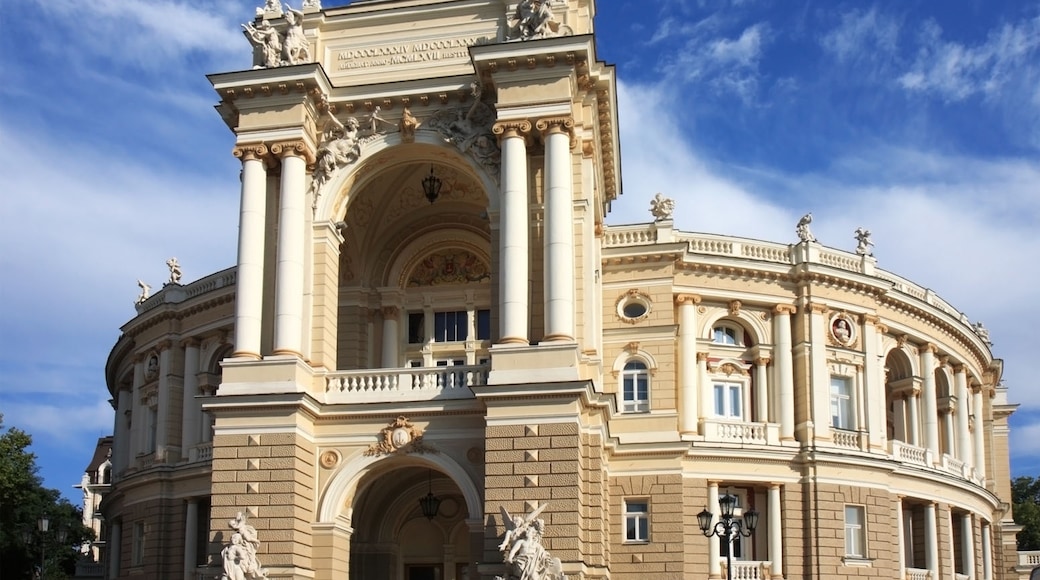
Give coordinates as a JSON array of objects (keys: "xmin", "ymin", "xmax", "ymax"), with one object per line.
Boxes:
[{"xmin": 99, "ymin": 1, "xmax": 1025, "ymax": 579}]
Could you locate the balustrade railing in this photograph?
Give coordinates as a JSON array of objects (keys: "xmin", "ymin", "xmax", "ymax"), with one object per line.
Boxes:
[
  {"xmin": 1018, "ymin": 550, "xmax": 1040, "ymax": 567},
  {"xmin": 832, "ymin": 429, "xmax": 861, "ymax": 450},
  {"xmin": 905, "ymin": 568, "xmax": 932, "ymax": 580},
  {"xmin": 890, "ymin": 440, "xmax": 931, "ymax": 467},
  {"xmin": 725, "ymin": 561, "xmax": 771, "ymax": 579},
  {"xmin": 189, "ymin": 442, "xmax": 213, "ymax": 463},
  {"xmin": 701, "ymin": 419, "xmax": 779, "ymax": 445},
  {"xmin": 326, "ymin": 365, "xmax": 487, "ymax": 404}
]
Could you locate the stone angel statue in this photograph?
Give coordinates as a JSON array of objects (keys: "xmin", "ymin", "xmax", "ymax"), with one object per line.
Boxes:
[
  {"xmin": 854, "ymin": 227, "xmax": 874, "ymax": 256},
  {"xmin": 136, "ymin": 280, "xmax": 151, "ymax": 304},
  {"xmin": 242, "ymin": 18, "xmax": 282, "ymax": 68},
  {"xmin": 796, "ymin": 213, "xmax": 816, "ymax": 243},
  {"xmin": 495, "ymin": 504, "xmax": 565, "ymax": 580}
]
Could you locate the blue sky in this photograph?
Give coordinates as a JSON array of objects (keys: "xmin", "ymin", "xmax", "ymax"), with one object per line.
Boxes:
[{"xmin": 1, "ymin": 0, "xmax": 1038, "ymax": 501}]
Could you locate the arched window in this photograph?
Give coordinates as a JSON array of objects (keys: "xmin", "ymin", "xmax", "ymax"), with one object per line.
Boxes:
[
  {"xmin": 621, "ymin": 361, "xmax": 650, "ymax": 413},
  {"xmin": 712, "ymin": 324, "xmax": 745, "ymax": 346}
]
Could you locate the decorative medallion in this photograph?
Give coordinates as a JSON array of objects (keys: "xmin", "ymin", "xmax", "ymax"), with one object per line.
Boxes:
[
  {"xmin": 830, "ymin": 313, "xmax": 856, "ymax": 347},
  {"xmin": 364, "ymin": 416, "xmax": 435, "ymax": 456},
  {"xmin": 616, "ymin": 290, "xmax": 652, "ymax": 323},
  {"xmin": 319, "ymin": 450, "xmax": 341, "ymax": 469}
]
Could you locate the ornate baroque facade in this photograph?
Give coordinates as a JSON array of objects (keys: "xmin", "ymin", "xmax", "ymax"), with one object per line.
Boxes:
[{"xmin": 100, "ymin": 1, "xmax": 1024, "ymax": 579}]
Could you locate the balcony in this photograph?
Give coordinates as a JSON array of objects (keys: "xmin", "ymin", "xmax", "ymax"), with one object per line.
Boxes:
[
  {"xmin": 188, "ymin": 442, "xmax": 213, "ymax": 463},
  {"xmin": 905, "ymin": 569, "xmax": 932, "ymax": 580},
  {"xmin": 325, "ymin": 364, "xmax": 488, "ymax": 404},
  {"xmin": 702, "ymin": 419, "xmax": 780, "ymax": 445}
]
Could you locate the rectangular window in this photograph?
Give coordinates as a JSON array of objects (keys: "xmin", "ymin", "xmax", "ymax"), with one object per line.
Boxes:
[
  {"xmin": 434, "ymin": 311, "xmax": 467, "ymax": 342},
  {"xmin": 476, "ymin": 309, "xmax": 491, "ymax": 340},
  {"xmin": 831, "ymin": 376, "xmax": 854, "ymax": 430},
  {"xmin": 713, "ymin": 382, "xmax": 743, "ymax": 419},
  {"xmin": 624, "ymin": 500, "xmax": 649, "ymax": 542},
  {"xmin": 622, "ymin": 363, "xmax": 650, "ymax": 413},
  {"xmin": 408, "ymin": 312, "xmax": 425, "ymax": 344},
  {"xmin": 845, "ymin": 505, "xmax": 866, "ymax": 557},
  {"xmin": 132, "ymin": 521, "xmax": 145, "ymax": 566}
]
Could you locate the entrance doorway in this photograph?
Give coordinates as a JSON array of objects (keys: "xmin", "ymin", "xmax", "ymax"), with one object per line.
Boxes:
[{"xmin": 407, "ymin": 564, "xmax": 442, "ymax": 580}]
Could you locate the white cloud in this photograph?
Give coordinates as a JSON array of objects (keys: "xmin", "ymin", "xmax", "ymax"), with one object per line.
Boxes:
[
  {"xmin": 898, "ymin": 16, "xmax": 1040, "ymax": 102},
  {"xmin": 2, "ymin": 397, "xmax": 114, "ymax": 443},
  {"xmin": 663, "ymin": 22, "xmax": 769, "ymax": 104},
  {"xmin": 819, "ymin": 7, "xmax": 901, "ymax": 64}
]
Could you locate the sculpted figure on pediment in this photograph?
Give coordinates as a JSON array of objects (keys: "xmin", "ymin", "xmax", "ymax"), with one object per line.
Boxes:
[
  {"xmin": 136, "ymin": 279, "xmax": 151, "ymax": 304},
  {"xmin": 508, "ymin": 0, "xmax": 564, "ymax": 41},
  {"xmin": 425, "ymin": 83, "xmax": 500, "ymax": 179},
  {"xmin": 256, "ymin": 0, "xmax": 283, "ymax": 18},
  {"xmin": 310, "ymin": 116, "xmax": 362, "ymax": 208},
  {"xmin": 243, "ymin": 19, "xmax": 283, "ymax": 68},
  {"xmin": 283, "ymin": 6, "xmax": 311, "ymax": 65}
]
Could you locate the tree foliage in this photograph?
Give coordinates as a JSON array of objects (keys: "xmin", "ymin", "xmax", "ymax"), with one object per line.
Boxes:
[
  {"xmin": 1013, "ymin": 475, "xmax": 1040, "ymax": 551},
  {"xmin": 0, "ymin": 415, "xmax": 94, "ymax": 579}
]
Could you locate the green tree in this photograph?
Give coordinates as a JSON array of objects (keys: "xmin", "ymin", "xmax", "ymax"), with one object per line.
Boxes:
[
  {"xmin": 0, "ymin": 415, "xmax": 94, "ymax": 579},
  {"xmin": 1013, "ymin": 475, "xmax": 1040, "ymax": 551}
]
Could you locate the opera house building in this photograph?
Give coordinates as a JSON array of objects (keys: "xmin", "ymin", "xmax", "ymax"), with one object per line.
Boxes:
[{"xmin": 98, "ymin": 1, "xmax": 1024, "ymax": 579}]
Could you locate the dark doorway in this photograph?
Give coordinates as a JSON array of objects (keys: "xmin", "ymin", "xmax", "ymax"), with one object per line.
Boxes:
[{"xmin": 407, "ymin": 564, "xmax": 442, "ymax": 580}]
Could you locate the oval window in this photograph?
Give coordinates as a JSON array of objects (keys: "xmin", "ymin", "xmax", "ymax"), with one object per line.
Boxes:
[{"xmin": 623, "ymin": 302, "xmax": 647, "ymax": 318}]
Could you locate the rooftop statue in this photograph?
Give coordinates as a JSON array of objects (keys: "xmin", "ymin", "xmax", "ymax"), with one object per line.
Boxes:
[
  {"xmin": 282, "ymin": 6, "xmax": 311, "ymax": 65},
  {"xmin": 242, "ymin": 5, "xmax": 311, "ymax": 68},
  {"xmin": 796, "ymin": 213, "xmax": 816, "ymax": 243},
  {"xmin": 243, "ymin": 19, "xmax": 283, "ymax": 69},
  {"xmin": 166, "ymin": 257, "xmax": 182, "ymax": 285},
  {"xmin": 508, "ymin": 0, "xmax": 564, "ymax": 41},
  {"xmin": 854, "ymin": 227, "xmax": 874, "ymax": 256},
  {"xmin": 649, "ymin": 193, "xmax": 675, "ymax": 221},
  {"xmin": 495, "ymin": 504, "xmax": 565, "ymax": 580},
  {"xmin": 255, "ymin": 0, "xmax": 283, "ymax": 18},
  {"xmin": 136, "ymin": 279, "xmax": 151, "ymax": 304}
]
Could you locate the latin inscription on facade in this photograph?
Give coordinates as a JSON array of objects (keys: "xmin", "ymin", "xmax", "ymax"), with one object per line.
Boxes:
[{"xmin": 335, "ymin": 36, "xmax": 488, "ymax": 70}]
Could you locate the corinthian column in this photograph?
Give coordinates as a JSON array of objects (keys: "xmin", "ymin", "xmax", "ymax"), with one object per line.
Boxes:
[
  {"xmin": 537, "ymin": 117, "xmax": 575, "ymax": 342},
  {"xmin": 920, "ymin": 344, "xmax": 940, "ymax": 460},
  {"xmin": 676, "ymin": 294, "xmax": 701, "ymax": 433},
  {"xmin": 231, "ymin": 143, "xmax": 269, "ymax": 359},
  {"xmin": 773, "ymin": 305, "xmax": 796, "ymax": 440},
  {"xmin": 954, "ymin": 365, "xmax": 972, "ymax": 466},
  {"xmin": 271, "ymin": 140, "xmax": 313, "ymax": 357},
  {"xmin": 493, "ymin": 121, "xmax": 531, "ymax": 345}
]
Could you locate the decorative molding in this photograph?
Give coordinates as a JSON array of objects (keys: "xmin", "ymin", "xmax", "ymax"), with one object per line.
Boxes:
[
  {"xmin": 232, "ymin": 143, "xmax": 269, "ymax": 162},
  {"xmin": 773, "ymin": 304, "xmax": 797, "ymax": 315},
  {"xmin": 269, "ymin": 139, "xmax": 316, "ymax": 164},
  {"xmin": 319, "ymin": 450, "xmax": 341, "ymax": 469},
  {"xmin": 492, "ymin": 120, "xmax": 532, "ymax": 140},
  {"xmin": 364, "ymin": 416, "xmax": 435, "ymax": 456},
  {"xmin": 675, "ymin": 293, "xmax": 702, "ymax": 306},
  {"xmin": 728, "ymin": 300, "xmax": 742, "ymax": 316}
]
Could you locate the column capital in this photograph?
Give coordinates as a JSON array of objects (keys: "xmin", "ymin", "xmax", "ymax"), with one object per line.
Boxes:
[
  {"xmin": 697, "ymin": 352, "xmax": 710, "ymax": 362},
  {"xmin": 768, "ymin": 482, "xmax": 782, "ymax": 490},
  {"xmin": 233, "ymin": 143, "xmax": 269, "ymax": 162},
  {"xmin": 675, "ymin": 293, "xmax": 702, "ymax": 306},
  {"xmin": 807, "ymin": 303, "xmax": 830, "ymax": 315},
  {"xmin": 492, "ymin": 120, "xmax": 532, "ymax": 140},
  {"xmin": 773, "ymin": 304, "xmax": 797, "ymax": 315},
  {"xmin": 862, "ymin": 313, "xmax": 881, "ymax": 326},
  {"xmin": 180, "ymin": 337, "xmax": 201, "ymax": 349},
  {"xmin": 156, "ymin": 339, "xmax": 173, "ymax": 352},
  {"xmin": 535, "ymin": 115, "xmax": 574, "ymax": 134},
  {"xmin": 952, "ymin": 363, "xmax": 967, "ymax": 375},
  {"xmin": 922, "ymin": 343, "xmax": 939, "ymax": 355},
  {"xmin": 381, "ymin": 306, "xmax": 400, "ymax": 318},
  {"xmin": 270, "ymin": 139, "xmax": 316, "ymax": 164},
  {"xmin": 755, "ymin": 357, "xmax": 772, "ymax": 366}
]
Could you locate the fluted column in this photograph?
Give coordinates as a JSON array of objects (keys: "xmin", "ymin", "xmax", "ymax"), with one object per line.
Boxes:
[
  {"xmin": 183, "ymin": 498, "xmax": 199, "ymax": 580},
  {"xmin": 768, "ymin": 484, "xmax": 783, "ymax": 578},
  {"xmin": 972, "ymin": 385, "xmax": 986, "ymax": 480},
  {"xmin": 707, "ymin": 481, "xmax": 721, "ymax": 579},
  {"xmin": 908, "ymin": 388, "xmax": 921, "ymax": 446},
  {"xmin": 954, "ymin": 366, "xmax": 972, "ymax": 466},
  {"xmin": 962, "ymin": 514, "xmax": 976, "ymax": 579},
  {"xmin": 925, "ymin": 502, "xmax": 938, "ymax": 576},
  {"xmin": 381, "ymin": 306, "xmax": 400, "ymax": 368},
  {"xmin": 113, "ymin": 387, "xmax": 130, "ymax": 475},
  {"xmin": 108, "ymin": 520, "xmax": 122, "ymax": 579},
  {"xmin": 677, "ymin": 294, "xmax": 701, "ymax": 434},
  {"xmin": 755, "ymin": 357, "xmax": 771, "ymax": 423},
  {"xmin": 493, "ymin": 121, "xmax": 531, "ymax": 345},
  {"xmin": 180, "ymin": 339, "xmax": 201, "ymax": 454},
  {"xmin": 895, "ymin": 496, "xmax": 906, "ymax": 576},
  {"xmin": 773, "ymin": 305, "xmax": 796, "ymax": 440},
  {"xmin": 921, "ymin": 344, "xmax": 940, "ymax": 459},
  {"xmin": 981, "ymin": 522, "xmax": 992, "ymax": 580},
  {"xmin": 538, "ymin": 117, "xmax": 575, "ymax": 341},
  {"xmin": 231, "ymin": 144, "xmax": 268, "ymax": 359},
  {"xmin": 272, "ymin": 141, "xmax": 312, "ymax": 357}
]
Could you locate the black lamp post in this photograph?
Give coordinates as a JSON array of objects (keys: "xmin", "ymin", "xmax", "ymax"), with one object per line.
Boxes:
[{"xmin": 697, "ymin": 493, "xmax": 759, "ymax": 580}]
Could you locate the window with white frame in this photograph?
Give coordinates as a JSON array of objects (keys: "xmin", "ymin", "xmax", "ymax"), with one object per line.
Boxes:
[
  {"xmin": 844, "ymin": 505, "xmax": 866, "ymax": 558},
  {"xmin": 624, "ymin": 499, "xmax": 649, "ymax": 542},
  {"xmin": 830, "ymin": 376, "xmax": 854, "ymax": 430},
  {"xmin": 621, "ymin": 361, "xmax": 650, "ymax": 413},
  {"xmin": 714, "ymin": 382, "xmax": 744, "ymax": 419},
  {"xmin": 719, "ymin": 490, "xmax": 750, "ymax": 560},
  {"xmin": 712, "ymin": 324, "xmax": 744, "ymax": 346}
]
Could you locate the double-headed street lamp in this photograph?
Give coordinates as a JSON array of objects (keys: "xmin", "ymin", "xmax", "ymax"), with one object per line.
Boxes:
[
  {"xmin": 21, "ymin": 516, "xmax": 68, "ymax": 579},
  {"xmin": 697, "ymin": 493, "xmax": 759, "ymax": 580}
]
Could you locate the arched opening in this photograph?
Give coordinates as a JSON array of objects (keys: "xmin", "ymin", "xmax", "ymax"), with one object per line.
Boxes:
[
  {"xmin": 349, "ymin": 464, "xmax": 473, "ymax": 580},
  {"xmin": 885, "ymin": 349, "xmax": 918, "ymax": 445}
]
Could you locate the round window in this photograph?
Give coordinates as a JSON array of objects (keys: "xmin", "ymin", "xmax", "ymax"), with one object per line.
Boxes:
[
  {"xmin": 623, "ymin": 302, "xmax": 647, "ymax": 318},
  {"xmin": 617, "ymin": 291, "xmax": 652, "ymax": 322}
]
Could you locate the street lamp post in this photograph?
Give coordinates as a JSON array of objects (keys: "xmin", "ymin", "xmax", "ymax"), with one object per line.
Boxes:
[{"xmin": 697, "ymin": 492, "xmax": 759, "ymax": 580}]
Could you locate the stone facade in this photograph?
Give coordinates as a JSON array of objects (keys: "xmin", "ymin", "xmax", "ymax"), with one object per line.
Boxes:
[{"xmin": 99, "ymin": 1, "xmax": 1022, "ymax": 579}]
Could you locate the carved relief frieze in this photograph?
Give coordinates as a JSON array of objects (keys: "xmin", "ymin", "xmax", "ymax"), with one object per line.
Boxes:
[
  {"xmin": 364, "ymin": 416, "xmax": 435, "ymax": 456},
  {"xmin": 406, "ymin": 249, "xmax": 490, "ymax": 286}
]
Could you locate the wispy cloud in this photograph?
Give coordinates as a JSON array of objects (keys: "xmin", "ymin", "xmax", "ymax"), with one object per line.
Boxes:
[
  {"xmin": 661, "ymin": 22, "xmax": 770, "ymax": 104},
  {"xmin": 819, "ymin": 7, "xmax": 901, "ymax": 67},
  {"xmin": 898, "ymin": 16, "xmax": 1040, "ymax": 102}
]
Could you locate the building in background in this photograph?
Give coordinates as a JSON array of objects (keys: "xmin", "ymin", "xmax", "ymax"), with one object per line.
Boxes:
[
  {"xmin": 99, "ymin": 0, "xmax": 1024, "ymax": 578},
  {"xmin": 73, "ymin": 436, "xmax": 112, "ymax": 579}
]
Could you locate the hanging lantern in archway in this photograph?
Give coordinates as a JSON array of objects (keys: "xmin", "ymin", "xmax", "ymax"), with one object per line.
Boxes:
[{"xmin": 419, "ymin": 469, "xmax": 441, "ymax": 519}]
